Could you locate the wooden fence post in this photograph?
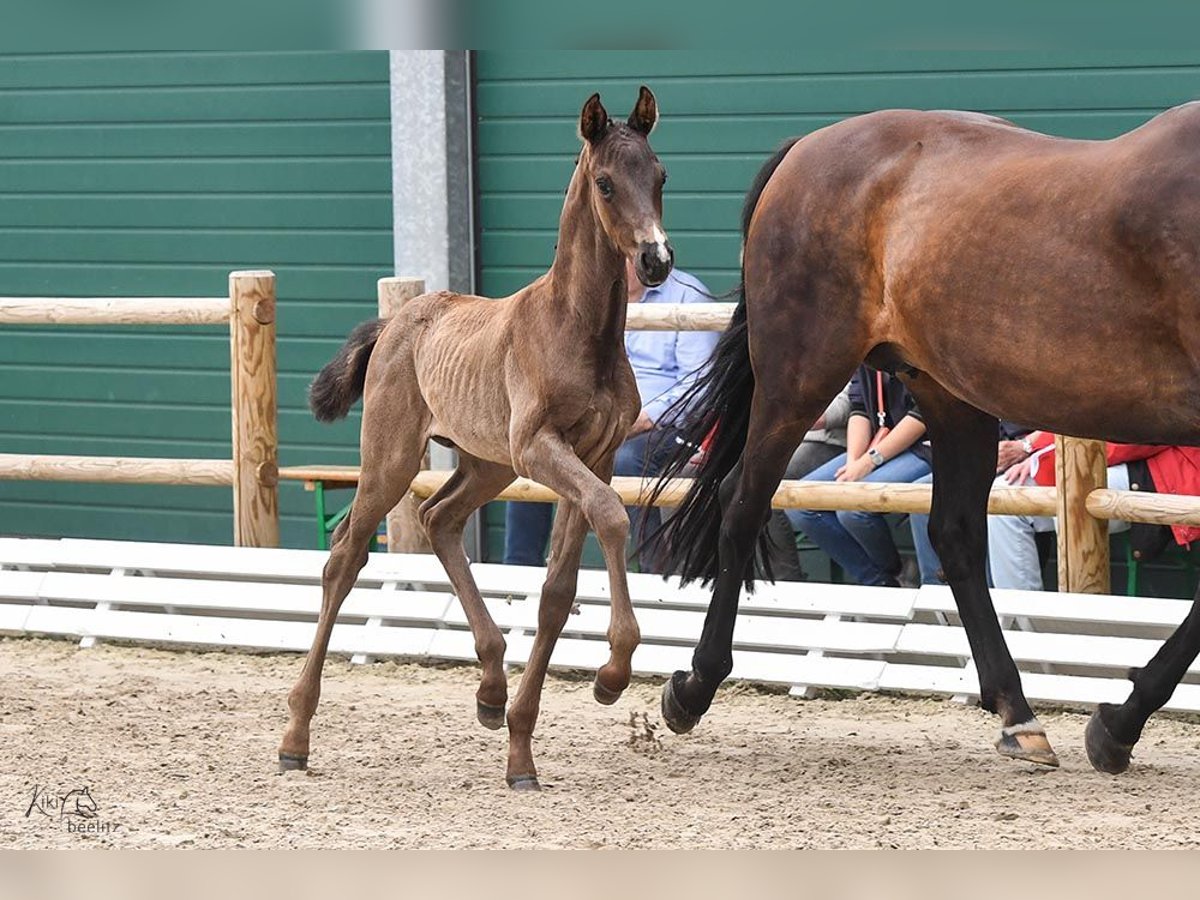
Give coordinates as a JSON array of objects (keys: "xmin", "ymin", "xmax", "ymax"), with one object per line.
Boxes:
[
  {"xmin": 378, "ymin": 276, "xmax": 431, "ymax": 553},
  {"xmin": 229, "ymin": 270, "xmax": 279, "ymax": 547},
  {"xmin": 1055, "ymin": 435, "xmax": 1109, "ymax": 594}
]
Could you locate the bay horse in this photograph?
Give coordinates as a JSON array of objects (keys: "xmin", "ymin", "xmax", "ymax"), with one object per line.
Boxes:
[
  {"xmin": 278, "ymin": 87, "xmax": 673, "ymax": 789},
  {"xmin": 653, "ymin": 102, "xmax": 1200, "ymax": 774}
]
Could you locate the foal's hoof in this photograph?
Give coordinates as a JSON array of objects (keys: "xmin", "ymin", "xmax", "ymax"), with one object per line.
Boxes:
[
  {"xmin": 506, "ymin": 774, "xmax": 541, "ymax": 792},
  {"xmin": 277, "ymin": 752, "xmax": 309, "ymax": 773},
  {"xmin": 995, "ymin": 721, "xmax": 1060, "ymax": 768},
  {"xmin": 476, "ymin": 700, "xmax": 506, "ymax": 731},
  {"xmin": 593, "ymin": 679, "xmax": 623, "ymax": 706},
  {"xmin": 661, "ymin": 673, "xmax": 702, "ymax": 735},
  {"xmin": 1085, "ymin": 705, "xmax": 1134, "ymax": 774}
]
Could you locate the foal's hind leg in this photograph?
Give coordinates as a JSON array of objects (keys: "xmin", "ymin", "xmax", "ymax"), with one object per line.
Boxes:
[
  {"xmin": 1086, "ymin": 581, "xmax": 1200, "ymax": 773},
  {"xmin": 907, "ymin": 377, "xmax": 1057, "ymax": 767},
  {"xmin": 418, "ymin": 454, "xmax": 516, "ymax": 729},
  {"xmin": 504, "ymin": 500, "xmax": 589, "ymax": 790},
  {"xmin": 278, "ymin": 427, "xmax": 424, "ymax": 771}
]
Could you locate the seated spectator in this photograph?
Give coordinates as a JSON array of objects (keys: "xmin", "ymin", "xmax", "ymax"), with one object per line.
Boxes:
[
  {"xmin": 503, "ymin": 259, "xmax": 719, "ymax": 571},
  {"xmin": 787, "ymin": 366, "xmax": 930, "ymax": 588},
  {"xmin": 908, "ymin": 421, "xmax": 1036, "ymax": 585},
  {"xmin": 987, "ymin": 433, "xmax": 1200, "ymax": 591}
]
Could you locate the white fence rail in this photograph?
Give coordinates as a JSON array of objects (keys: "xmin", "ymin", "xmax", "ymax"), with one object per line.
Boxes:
[{"xmin": 2, "ymin": 537, "xmax": 1199, "ymax": 712}]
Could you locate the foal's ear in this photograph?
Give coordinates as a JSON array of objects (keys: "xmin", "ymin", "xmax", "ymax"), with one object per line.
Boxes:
[
  {"xmin": 627, "ymin": 85, "xmax": 658, "ymax": 136},
  {"xmin": 578, "ymin": 93, "xmax": 610, "ymax": 145}
]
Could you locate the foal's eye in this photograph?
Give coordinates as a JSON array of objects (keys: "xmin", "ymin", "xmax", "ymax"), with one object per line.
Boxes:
[
  {"xmin": 595, "ymin": 176, "xmax": 614, "ymax": 199},
  {"xmin": 661, "ymin": 169, "xmax": 669, "ymax": 185}
]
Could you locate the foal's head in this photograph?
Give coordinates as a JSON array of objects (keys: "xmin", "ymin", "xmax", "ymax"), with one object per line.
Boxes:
[{"xmin": 577, "ymin": 86, "xmax": 674, "ymax": 287}]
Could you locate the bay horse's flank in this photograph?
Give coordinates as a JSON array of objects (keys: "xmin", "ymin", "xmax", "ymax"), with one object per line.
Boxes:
[
  {"xmin": 280, "ymin": 87, "xmax": 673, "ymax": 790},
  {"xmin": 653, "ymin": 103, "xmax": 1200, "ymax": 775}
]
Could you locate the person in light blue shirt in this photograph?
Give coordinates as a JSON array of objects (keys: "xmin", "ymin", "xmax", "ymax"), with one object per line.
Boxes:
[{"xmin": 504, "ymin": 260, "xmax": 719, "ymax": 571}]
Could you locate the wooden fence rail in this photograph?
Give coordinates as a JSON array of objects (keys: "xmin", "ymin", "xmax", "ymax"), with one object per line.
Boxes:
[
  {"xmin": 0, "ymin": 455, "xmax": 234, "ymax": 486},
  {"xmin": 0, "ymin": 297, "xmax": 230, "ymax": 326},
  {"xmin": 0, "ymin": 271, "xmax": 278, "ymax": 547}
]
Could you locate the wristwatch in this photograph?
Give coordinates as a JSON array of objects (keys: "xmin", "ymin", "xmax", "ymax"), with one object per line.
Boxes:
[
  {"xmin": 1020, "ymin": 436, "xmax": 1034, "ymax": 455},
  {"xmin": 866, "ymin": 447, "xmax": 885, "ymax": 469}
]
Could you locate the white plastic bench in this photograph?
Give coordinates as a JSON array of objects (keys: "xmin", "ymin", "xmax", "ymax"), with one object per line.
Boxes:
[{"xmin": 1, "ymin": 537, "xmax": 1196, "ymax": 712}]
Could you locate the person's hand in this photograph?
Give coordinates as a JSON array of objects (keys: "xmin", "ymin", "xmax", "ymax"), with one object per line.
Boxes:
[
  {"xmin": 996, "ymin": 439, "xmax": 1029, "ymax": 473},
  {"xmin": 627, "ymin": 410, "xmax": 654, "ymax": 438},
  {"xmin": 1003, "ymin": 457, "xmax": 1034, "ymax": 485},
  {"xmin": 836, "ymin": 455, "xmax": 876, "ymax": 483}
]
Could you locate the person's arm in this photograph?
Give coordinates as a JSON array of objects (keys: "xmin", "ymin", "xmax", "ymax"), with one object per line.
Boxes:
[
  {"xmin": 845, "ymin": 413, "xmax": 871, "ymax": 461},
  {"xmin": 836, "ymin": 415, "xmax": 873, "ymax": 481},
  {"xmin": 838, "ymin": 415, "xmax": 926, "ymax": 482},
  {"xmin": 871, "ymin": 414, "xmax": 926, "ymax": 461},
  {"xmin": 1107, "ymin": 443, "xmax": 1164, "ymax": 465}
]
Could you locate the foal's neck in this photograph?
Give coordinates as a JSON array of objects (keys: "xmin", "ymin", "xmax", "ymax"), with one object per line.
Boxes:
[{"xmin": 543, "ymin": 161, "xmax": 628, "ymax": 345}]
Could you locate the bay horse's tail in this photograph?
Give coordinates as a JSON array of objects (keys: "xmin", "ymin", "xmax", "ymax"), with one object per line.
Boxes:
[
  {"xmin": 647, "ymin": 138, "xmax": 799, "ymax": 587},
  {"xmin": 309, "ymin": 318, "xmax": 386, "ymax": 422}
]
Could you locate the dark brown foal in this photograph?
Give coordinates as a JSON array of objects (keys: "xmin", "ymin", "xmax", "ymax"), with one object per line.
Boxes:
[
  {"xmin": 654, "ymin": 103, "xmax": 1200, "ymax": 775},
  {"xmin": 279, "ymin": 87, "xmax": 673, "ymax": 789}
]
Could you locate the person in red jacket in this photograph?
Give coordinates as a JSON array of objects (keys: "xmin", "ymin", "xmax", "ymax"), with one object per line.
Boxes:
[{"xmin": 987, "ymin": 432, "xmax": 1200, "ymax": 591}]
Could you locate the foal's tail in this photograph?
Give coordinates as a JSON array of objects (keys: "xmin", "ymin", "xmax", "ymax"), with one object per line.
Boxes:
[
  {"xmin": 309, "ymin": 318, "xmax": 386, "ymax": 422},
  {"xmin": 646, "ymin": 138, "xmax": 799, "ymax": 588}
]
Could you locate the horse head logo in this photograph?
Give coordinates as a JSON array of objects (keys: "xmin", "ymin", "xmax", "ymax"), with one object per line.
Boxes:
[{"xmin": 60, "ymin": 787, "xmax": 98, "ymax": 819}]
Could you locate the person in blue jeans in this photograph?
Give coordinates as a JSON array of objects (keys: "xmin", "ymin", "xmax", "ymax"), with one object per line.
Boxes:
[
  {"xmin": 907, "ymin": 472, "xmax": 942, "ymax": 585},
  {"xmin": 504, "ymin": 260, "xmax": 719, "ymax": 571},
  {"xmin": 787, "ymin": 365, "xmax": 931, "ymax": 587}
]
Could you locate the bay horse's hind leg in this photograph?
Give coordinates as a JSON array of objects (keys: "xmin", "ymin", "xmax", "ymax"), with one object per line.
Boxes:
[
  {"xmin": 663, "ymin": 390, "xmax": 817, "ymax": 733},
  {"xmin": 277, "ymin": 423, "xmax": 425, "ymax": 772},
  {"xmin": 905, "ymin": 376, "xmax": 1058, "ymax": 767},
  {"xmin": 418, "ymin": 453, "xmax": 516, "ymax": 730},
  {"xmin": 504, "ymin": 499, "xmax": 589, "ymax": 790},
  {"xmin": 1086, "ymin": 581, "xmax": 1200, "ymax": 773}
]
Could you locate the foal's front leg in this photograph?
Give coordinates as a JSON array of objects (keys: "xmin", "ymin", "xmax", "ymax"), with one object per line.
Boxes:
[
  {"xmin": 504, "ymin": 500, "xmax": 588, "ymax": 790},
  {"xmin": 520, "ymin": 432, "xmax": 641, "ymax": 703}
]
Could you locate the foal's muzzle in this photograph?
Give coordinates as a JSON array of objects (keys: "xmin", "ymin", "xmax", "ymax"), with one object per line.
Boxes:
[{"xmin": 635, "ymin": 239, "xmax": 674, "ymax": 287}]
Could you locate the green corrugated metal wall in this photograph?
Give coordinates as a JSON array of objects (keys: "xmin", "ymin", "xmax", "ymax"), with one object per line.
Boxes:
[
  {"xmin": 473, "ymin": 50, "xmax": 1200, "ymax": 579},
  {"xmin": 0, "ymin": 51, "xmax": 392, "ymax": 548}
]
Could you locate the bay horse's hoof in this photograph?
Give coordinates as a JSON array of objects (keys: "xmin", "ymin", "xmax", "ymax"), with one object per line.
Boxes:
[
  {"xmin": 277, "ymin": 752, "xmax": 308, "ymax": 773},
  {"xmin": 476, "ymin": 700, "xmax": 506, "ymax": 730},
  {"xmin": 661, "ymin": 672, "xmax": 702, "ymax": 735},
  {"xmin": 995, "ymin": 721, "xmax": 1060, "ymax": 768},
  {"xmin": 507, "ymin": 774, "xmax": 541, "ymax": 792},
  {"xmin": 593, "ymin": 678, "xmax": 622, "ymax": 706},
  {"xmin": 1085, "ymin": 704, "xmax": 1134, "ymax": 774}
]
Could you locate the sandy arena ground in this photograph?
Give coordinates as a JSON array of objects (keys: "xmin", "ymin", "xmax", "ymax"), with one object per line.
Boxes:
[{"xmin": 3, "ymin": 636, "xmax": 1200, "ymax": 849}]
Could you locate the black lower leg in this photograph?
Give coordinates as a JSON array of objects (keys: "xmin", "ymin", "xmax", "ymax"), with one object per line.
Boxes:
[
  {"xmin": 1088, "ymin": 589, "xmax": 1200, "ymax": 772},
  {"xmin": 909, "ymin": 378, "xmax": 1043, "ymax": 748},
  {"xmin": 663, "ymin": 467, "xmax": 755, "ymax": 732}
]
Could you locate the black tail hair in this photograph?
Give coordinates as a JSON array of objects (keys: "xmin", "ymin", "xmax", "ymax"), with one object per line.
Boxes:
[
  {"xmin": 645, "ymin": 138, "xmax": 799, "ymax": 588},
  {"xmin": 309, "ymin": 318, "xmax": 387, "ymax": 422}
]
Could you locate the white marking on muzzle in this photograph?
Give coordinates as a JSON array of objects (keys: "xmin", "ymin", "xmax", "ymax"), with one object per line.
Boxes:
[
  {"xmin": 651, "ymin": 225, "xmax": 670, "ymax": 262},
  {"xmin": 636, "ymin": 225, "xmax": 671, "ymax": 265}
]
